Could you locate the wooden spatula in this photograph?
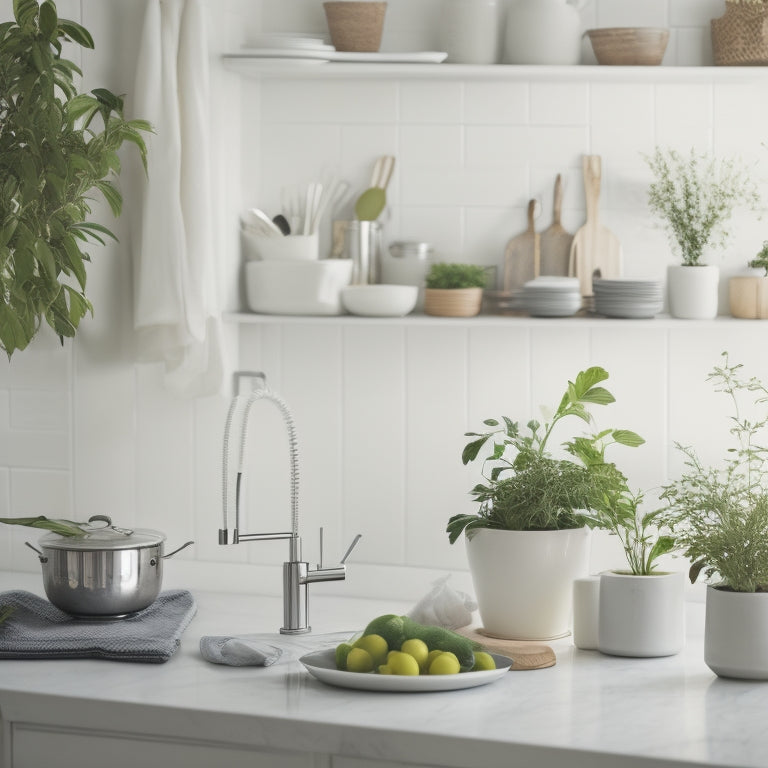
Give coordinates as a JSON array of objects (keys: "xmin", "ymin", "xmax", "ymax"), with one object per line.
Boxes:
[
  {"xmin": 455, "ymin": 626, "xmax": 557, "ymax": 671},
  {"xmin": 569, "ymin": 155, "xmax": 622, "ymax": 297},
  {"xmin": 503, "ymin": 199, "xmax": 540, "ymax": 292},
  {"xmin": 539, "ymin": 174, "xmax": 573, "ymax": 277}
]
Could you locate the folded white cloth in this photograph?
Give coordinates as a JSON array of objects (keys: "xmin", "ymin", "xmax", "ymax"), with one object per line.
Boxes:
[
  {"xmin": 132, "ymin": 0, "xmax": 224, "ymax": 397},
  {"xmin": 200, "ymin": 631, "xmax": 353, "ymax": 667},
  {"xmin": 407, "ymin": 575, "xmax": 477, "ymax": 630}
]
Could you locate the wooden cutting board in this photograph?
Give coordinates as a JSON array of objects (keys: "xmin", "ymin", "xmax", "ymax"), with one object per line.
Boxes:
[
  {"xmin": 569, "ymin": 155, "xmax": 621, "ymax": 297},
  {"xmin": 503, "ymin": 199, "xmax": 540, "ymax": 292},
  {"xmin": 539, "ymin": 174, "xmax": 573, "ymax": 277},
  {"xmin": 455, "ymin": 626, "xmax": 556, "ymax": 671}
]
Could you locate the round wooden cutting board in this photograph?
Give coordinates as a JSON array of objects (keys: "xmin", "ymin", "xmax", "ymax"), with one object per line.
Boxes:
[{"xmin": 455, "ymin": 626, "xmax": 557, "ymax": 671}]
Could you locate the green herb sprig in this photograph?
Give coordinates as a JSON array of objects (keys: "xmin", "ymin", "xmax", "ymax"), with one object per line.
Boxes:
[{"xmin": 425, "ymin": 262, "xmax": 487, "ymax": 290}]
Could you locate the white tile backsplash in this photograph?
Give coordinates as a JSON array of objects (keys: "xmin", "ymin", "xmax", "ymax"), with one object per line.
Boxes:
[{"xmin": 4, "ymin": 0, "xmax": 768, "ymax": 603}]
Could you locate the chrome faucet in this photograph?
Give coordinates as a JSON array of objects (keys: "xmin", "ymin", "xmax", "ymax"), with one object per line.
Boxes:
[{"xmin": 219, "ymin": 371, "xmax": 361, "ymax": 634}]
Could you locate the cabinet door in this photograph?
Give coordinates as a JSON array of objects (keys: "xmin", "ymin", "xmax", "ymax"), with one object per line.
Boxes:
[{"xmin": 12, "ymin": 725, "xmax": 324, "ymax": 768}]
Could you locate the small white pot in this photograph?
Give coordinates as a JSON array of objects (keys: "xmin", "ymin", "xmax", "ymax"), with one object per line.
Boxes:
[
  {"xmin": 705, "ymin": 586, "xmax": 768, "ymax": 679},
  {"xmin": 598, "ymin": 571, "xmax": 685, "ymax": 657},
  {"xmin": 465, "ymin": 527, "xmax": 591, "ymax": 640},
  {"xmin": 667, "ymin": 264, "xmax": 719, "ymax": 319}
]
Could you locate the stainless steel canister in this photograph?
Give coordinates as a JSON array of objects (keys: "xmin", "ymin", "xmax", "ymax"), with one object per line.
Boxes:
[{"xmin": 334, "ymin": 220, "xmax": 382, "ymax": 285}]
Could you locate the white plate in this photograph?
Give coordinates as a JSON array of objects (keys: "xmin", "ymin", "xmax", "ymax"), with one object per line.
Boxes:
[
  {"xmin": 244, "ymin": 34, "xmax": 331, "ymax": 50},
  {"xmin": 329, "ymin": 51, "xmax": 447, "ymax": 63},
  {"xmin": 299, "ymin": 649, "xmax": 512, "ymax": 692},
  {"xmin": 226, "ymin": 48, "xmax": 334, "ymax": 61}
]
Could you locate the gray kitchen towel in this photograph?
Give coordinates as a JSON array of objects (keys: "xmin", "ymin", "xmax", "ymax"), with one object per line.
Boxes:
[
  {"xmin": 0, "ymin": 589, "xmax": 197, "ymax": 663},
  {"xmin": 200, "ymin": 631, "xmax": 352, "ymax": 667}
]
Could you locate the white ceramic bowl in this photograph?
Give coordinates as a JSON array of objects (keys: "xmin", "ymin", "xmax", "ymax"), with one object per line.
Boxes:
[
  {"xmin": 245, "ymin": 260, "xmax": 353, "ymax": 315},
  {"xmin": 341, "ymin": 284, "xmax": 418, "ymax": 317}
]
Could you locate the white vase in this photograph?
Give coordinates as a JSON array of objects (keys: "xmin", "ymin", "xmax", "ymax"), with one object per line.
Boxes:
[
  {"xmin": 465, "ymin": 527, "xmax": 591, "ymax": 640},
  {"xmin": 667, "ymin": 264, "xmax": 719, "ymax": 319},
  {"xmin": 598, "ymin": 571, "xmax": 685, "ymax": 657},
  {"xmin": 440, "ymin": 0, "xmax": 500, "ymax": 65},
  {"xmin": 503, "ymin": 0, "xmax": 584, "ymax": 65},
  {"xmin": 705, "ymin": 586, "xmax": 768, "ymax": 679}
]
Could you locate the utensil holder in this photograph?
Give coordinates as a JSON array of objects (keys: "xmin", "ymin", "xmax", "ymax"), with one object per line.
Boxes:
[
  {"xmin": 242, "ymin": 231, "xmax": 319, "ymax": 262},
  {"xmin": 334, "ymin": 220, "xmax": 382, "ymax": 285}
]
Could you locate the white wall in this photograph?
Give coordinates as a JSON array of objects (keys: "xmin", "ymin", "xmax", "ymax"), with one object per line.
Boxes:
[{"xmin": 1, "ymin": 0, "xmax": 766, "ymax": 613}]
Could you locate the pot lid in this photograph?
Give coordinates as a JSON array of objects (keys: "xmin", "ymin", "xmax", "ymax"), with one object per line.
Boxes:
[{"xmin": 38, "ymin": 515, "xmax": 166, "ymax": 551}]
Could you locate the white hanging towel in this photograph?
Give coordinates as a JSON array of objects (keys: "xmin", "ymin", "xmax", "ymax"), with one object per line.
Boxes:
[{"xmin": 132, "ymin": 0, "xmax": 224, "ymax": 397}]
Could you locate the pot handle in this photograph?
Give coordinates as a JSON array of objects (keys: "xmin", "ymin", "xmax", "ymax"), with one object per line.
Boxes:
[
  {"xmin": 24, "ymin": 541, "xmax": 48, "ymax": 563},
  {"xmin": 163, "ymin": 541, "xmax": 194, "ymax": 559}
]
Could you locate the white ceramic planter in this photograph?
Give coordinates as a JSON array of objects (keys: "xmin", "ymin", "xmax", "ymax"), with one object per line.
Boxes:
[
  {"xmin": 705, "ymin": 586, "xmax": 768, "ymax": 679},
  {"xmin": 465, "ymin": 527, "xmax": 590, "ymax": 640},
  {"xmin": 598, "ymin": 571, "xmax": 685, "ymax": 657},
  {"xmin": 667, "ymin": 264, "xmax": 719, "ymax": 319}
]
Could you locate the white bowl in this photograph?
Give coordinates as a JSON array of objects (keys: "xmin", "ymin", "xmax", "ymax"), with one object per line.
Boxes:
[
  {"xmin": 341, "ymin": 284, "xmax": 418, "ymax": 317},
  {"xmin": 245, "ymin": 260, "xmax": 353, "ymax": 315}
]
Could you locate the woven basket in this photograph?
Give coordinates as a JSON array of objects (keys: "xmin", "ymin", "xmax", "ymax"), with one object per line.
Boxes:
[
  {"xmin": 424, "ymin": 288, "xmax": 483, "ymax": 317},
  {"xmin": 712, "ymin": 1, "xmax": 768, "ymax": 66},
  {"xmin": 323, "ymin": 2, "xmax": 387, "ymax": 53}
]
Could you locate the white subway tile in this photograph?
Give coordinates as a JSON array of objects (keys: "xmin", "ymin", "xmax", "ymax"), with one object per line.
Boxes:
[
  {"xmin": 595, "ymin": 0, "xmax": 669, "ymax": 27},
  {"xmin": 670, "ymin": 0, "xmax": 724, "ymax": 28},
  {"xmin": 590, "ymin": 83, "xmax": 656, "ymax": 159},
  {"xmin": 463, "ymin": 81, "xmax": 529, "ymax": 125},
  {"xmin": 9, "ymin": 391, "xmax": 69, "ymax": 432},
  {"xmin": 675, "ymin": 25, "xmax": 714, "ymax": 66},
  {"xmin": 400, "ymin": 124, "xmax": 463, "ymax": 169},
  {"xmin": 655, "ymin": 83, "xmax": 713, "ymax": 151},
  {"xmin": 714, "ymin": 83, "xmax": 768, "ymax": 162},
  {"xmin": 398, "ymin": 206, "xmax": 464, "ymax": 260},
  {"xmin": 400, "ymin": 81, "xmax": 463, "ymax": 124},
  {"xmin": 530, "ymin": 82, "xmax": 589, "ymax": 126}
]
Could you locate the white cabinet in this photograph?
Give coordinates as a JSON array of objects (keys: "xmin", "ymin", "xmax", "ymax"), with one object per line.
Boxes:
[{"xmin": 10, "ymin": 725, "xmax": 326, "ymax": 768}]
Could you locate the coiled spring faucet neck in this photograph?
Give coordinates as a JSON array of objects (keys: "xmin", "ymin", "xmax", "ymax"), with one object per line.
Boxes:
[{"xmin": 219, "ymin": 371, "xmax": 361, "ymax": 634}]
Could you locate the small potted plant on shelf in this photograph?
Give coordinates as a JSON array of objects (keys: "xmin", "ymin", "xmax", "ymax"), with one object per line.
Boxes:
[
  {"xmin": 0, "ymin": 0, "xmax": 150, "ymax": 357},
  {"xmin": 645, "ymin": 147, "xmax": 759, "ymax": 320},
  {"xmin": 659, "ymin": 352, "xmax": 768, "ymax": 679},
  {"xmin": 582, "ymin": 487, "xmax": 684, "ymax": 657},
  {"xmin": 424, "ymin": 262, "xmax": 488, "ymax": 317},
  {"xmin": 729, "ymin": 241, "xmax": 768, "ymax": 319},
  {"xmin": 447, "ymin": 366, "xmax": 644, "ymax": 641}
]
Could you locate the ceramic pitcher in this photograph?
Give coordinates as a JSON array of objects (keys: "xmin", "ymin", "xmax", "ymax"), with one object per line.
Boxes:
[{"xmin": 504, "ymin": 0, "xmax": 587, "ymax": 65}]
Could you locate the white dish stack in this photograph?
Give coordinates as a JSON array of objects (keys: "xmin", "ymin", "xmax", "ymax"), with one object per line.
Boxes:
[
  {"xmin": 593, "ymin": 279, "xmax": 663, "ymax": 319},
  {"xmin": 522, "ymin": 276, "xmax": 582, "ymax": 317}
]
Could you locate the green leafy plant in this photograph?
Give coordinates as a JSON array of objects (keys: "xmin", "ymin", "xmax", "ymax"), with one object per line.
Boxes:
[
  {"xmin": 0, "ymin": 515, "xmax": 88, "ymax": 537},
  {"xmin": 425, "ymin": 262, "xmax": 487, "ymax": 290},
  {"xmin": 645, "ymin": 147, "xmax": 759, "ymax": 267},
  {"xmin": 749, "ymin": 241, "xmax": 768, "ymax": 276},
  {"xmin": 0, "ymin": 0, "xmax": 150, "ymax": 357},
  {"xmin": 447, "ymin": 367, "xmax": 645, "ymax": 542},
  {"xmin": 660, "ymin": 353, "xmax": 768, "ymax": 592}
]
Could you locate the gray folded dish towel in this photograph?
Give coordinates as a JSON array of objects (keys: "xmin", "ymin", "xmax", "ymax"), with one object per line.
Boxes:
[
  {"xmin": 200, "ymin": 631, "xmax": 352, "ymax": 667},
  {"xmin": 0, "ymin": 589, "xmax": 197, "ymax": 663}
]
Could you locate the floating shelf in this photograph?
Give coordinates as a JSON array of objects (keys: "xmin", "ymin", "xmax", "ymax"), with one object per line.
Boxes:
[{"xmin": 222, "ymin": 58, "xmax": 768, "ymax": 83}]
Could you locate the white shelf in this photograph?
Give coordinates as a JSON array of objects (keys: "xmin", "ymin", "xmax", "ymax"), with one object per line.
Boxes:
[
  {"xmin": 222, "ymin": 58, "xmax": 768, "ymax": 83},
  {"xmin": 224, "ymin": 311, "xmax": 753, "ymax": 327}
]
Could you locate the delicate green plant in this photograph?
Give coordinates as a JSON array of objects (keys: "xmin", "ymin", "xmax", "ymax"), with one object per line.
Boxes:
[
  {"xmin": 447, "ymin": 367, "xmax": 644, "ymax": 541},
  {"xmin": 0, "ymin": 515, "xmax": 88, "ymax": 537},
  {"xmin": 660, "ymin": 353, "xmax": 768, "ymax": 592},
  {"xmin": 0, "ymin": 0, "xmax": 151, "ymax": 357},
  {"xmin": 425, "ymin": 262, "xmax": 488, "ymax": 290},
  {"xmin": 749, "ymin": 241, "xmax": 768, "ymax": 276},
  {"xmin": 645, "ymin": 147, "xmax": 760, "ymax": 267}
]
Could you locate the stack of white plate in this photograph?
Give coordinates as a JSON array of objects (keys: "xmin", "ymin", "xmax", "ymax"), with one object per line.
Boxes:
[
  {"xmin": 593, "ymin": 278, "xmax": 663, "ymax": 319},
  {"xmin": 522, "ymin": 276, "xmax": 582, "ymax": 317},
  {"xmin": 238, "ymin": 33, "xmax": 336, "ymax": 65}
]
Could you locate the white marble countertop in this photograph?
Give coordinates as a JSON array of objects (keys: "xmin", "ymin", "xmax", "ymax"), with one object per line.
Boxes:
[{"xmin": 0, "ymin": 571, "xmax": 762, "ymax": 768}]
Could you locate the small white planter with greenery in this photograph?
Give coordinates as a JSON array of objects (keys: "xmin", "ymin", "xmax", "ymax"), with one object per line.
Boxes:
[
  {"xmin": 466, "ymin": 527, "xmax": 590, "ymax": 640},
  {"xmin": 667, "ymin": 264, "xmax": 719, "ymax": 319},
  {"xmin": 661, "ymin": 354, "xmax": 768, "ymax": 679},
  {"xmin": 646, "ymin": 147, "xmax": 759, "ymax": 321},
  {"xmin": 598, "ymin": 571, "xmax": 685, "ymax": 657},
  {"xmin": 705, "ymin": 587, "xmax": 768, "ymax": 679},
  {"xmin": 448, "ymin": 367, "xmax": 644, "ymax": 642}
]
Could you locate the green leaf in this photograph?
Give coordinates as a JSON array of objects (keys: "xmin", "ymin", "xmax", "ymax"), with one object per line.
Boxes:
[
  {"xmin": 0, "ymin": 516, "xmax": 88, "ymax": 537},
  {"xmin": 93, "ymin": 180, "xmax": 122, "ymax": 217},
  {"xmin": 446, "ymin": 514, "xmax": 484, "ymax": 545},
  {"xmin": 646, "ymin": 536, "xmax": 676, "ymax": 573},
  {"xmin": 34, "ymin": 239, "xmax": 57, "ymax": 281},
  {"xmin": 612, "ymin": 429, "xmax": 646, "ymax": 448},
  {"xmin": 688, "ymin": 558, "xmax": 707, "ymax": 585},
  {"xmin": 39, "ymin": 1, "xmax": 57, "ymax": 39},
  {"xmin": 578, "ymin": 386, "xmax": 615, "ymax": 406},
  {"xmin": 461, "ymin": 436, "xmax": 489, "ymax": 465},
  {"xmin": 57, "ymin": 18, "xmax": 94, "ymax": 49}
]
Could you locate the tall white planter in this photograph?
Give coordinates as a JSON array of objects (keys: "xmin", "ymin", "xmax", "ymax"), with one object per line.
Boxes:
[
  {"xmin": 705, "ymin": 586, "xmax": 768, "ymax": 679},
  {"xmin": 667, "ymin": 264, "xmax": 719, "ymax": 319},
  {"xmin": 465, "ymin": 527, "xmax": 590, "ymax": 640},
  {"xmin": 598, "ymin": 571, "xmax": 685, "ymax": 657}
]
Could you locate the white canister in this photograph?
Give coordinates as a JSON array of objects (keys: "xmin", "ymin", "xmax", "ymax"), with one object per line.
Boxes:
[
  {"xmin": 440, "ymin": 0, "xmax": 500, "ymax": 65},
  {"xmin": 573, "ymin": 575, "xmax": 600, "ymax": 650},
  {"xmin": 504, "ymin": 0, "xmax": 584, "ymax": 65},
  {"xmin": 381, "ymin": 241, "xmax": 433, "ymax": 310}
]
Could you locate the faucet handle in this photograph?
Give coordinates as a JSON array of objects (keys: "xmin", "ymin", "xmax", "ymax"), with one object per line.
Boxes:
[{"xmin": 317, "ymin": 528, "xmax": 362, "ymax": 569}]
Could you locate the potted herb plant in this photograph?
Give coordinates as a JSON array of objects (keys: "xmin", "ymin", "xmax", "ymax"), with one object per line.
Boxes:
[
  {"xmin": 729, "ymin": 241, "xmax": 768, "ymax": 319},
  {"xmin": 447, "ymin": 366, "xmax": 644, "ymax": 640},
  {"xmin": 645, "ymin": 147, "xmax": 759, "ymax": 319},
  {"xmin": 0, "ymin": 0, "xmax": 150, "ymax": 357},
  {"xmin": 582, "ymin": 488, "xmax": 684, "ymax": 657},
  {"xmin": 660, "ymin": 353, "xmax": 768, "ymax": 679},
  {"xmin": 424, "ymin": 262, "xmax": 487, "ymax": 317}
]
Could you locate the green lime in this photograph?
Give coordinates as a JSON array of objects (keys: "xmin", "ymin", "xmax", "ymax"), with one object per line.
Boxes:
[
  {"xmin": 429, "ymin": 651, "xmax": 460, "ymax": 675},
  {"xmin": 353, "ymin": 634, "xmax": 389, "ymax": 667},
  {"xmin": 335, "ymin": 642, "xmax": 353, "ymax": 670},
  {"xmin": 471, "ymin": 651, "xmax": 496, "ymax": 671},
  {"xmin": 401, "ymin": 638, "xmax": 429, "ymax": 673},
  {"xmin": 346, "ymin": 647, "xmax": 374, "ymax": 673},
  {"xmin": 387, "ymin": 650, "xmax": 420, "ymax": 676}
]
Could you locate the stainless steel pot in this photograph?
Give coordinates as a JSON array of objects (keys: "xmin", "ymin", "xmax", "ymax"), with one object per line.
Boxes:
[{"xmin": 25, "ymin": 515, "xmax": 193, "ymax": 618}]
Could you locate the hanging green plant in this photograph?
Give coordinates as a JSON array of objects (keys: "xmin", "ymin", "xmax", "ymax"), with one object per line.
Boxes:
[{"xmin": 0, "ymin": 0, "xmax": 150, "ymax": 356}]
